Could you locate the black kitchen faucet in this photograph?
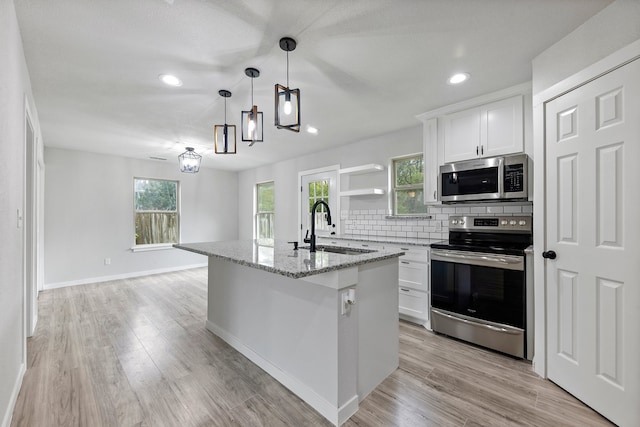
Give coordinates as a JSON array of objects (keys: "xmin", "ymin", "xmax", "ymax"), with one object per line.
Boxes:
[{"xmin": 304, "ymin": 200, "xmax": 332, "ymax": 252}]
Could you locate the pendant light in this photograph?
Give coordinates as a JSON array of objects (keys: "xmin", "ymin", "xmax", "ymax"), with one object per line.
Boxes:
[
  {"xmin": 178, "ymin": 147, "xmax": 201, "ymax": 173},
  {"xmin": 241, "ymin": 67, "xmax": 263, "ymax": 146},
  {"xmin": 275, "ymin": 37, "xmax": 300, "ymax": 132},
  {"xmin": 214, "ymin": 90, "xmax": 236, "ymax": 154}
]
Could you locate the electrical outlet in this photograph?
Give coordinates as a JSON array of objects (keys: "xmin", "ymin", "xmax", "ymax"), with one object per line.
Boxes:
[
  {"xmin": 104, "ymin": 258, "xmax": 111, "ymax": 265},
  {"xmin": 341, "ymin": 288, "xmax": 356, "ymax": 315}
]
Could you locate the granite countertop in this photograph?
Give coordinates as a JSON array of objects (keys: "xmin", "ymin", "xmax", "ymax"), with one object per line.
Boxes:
[
  {"xmin": 319, "ymin": 234, "xmax": 445, "ymax": 248},
  {"xmin": 174, "ymin": 239, "xmax": 405, "ymax": 279}
]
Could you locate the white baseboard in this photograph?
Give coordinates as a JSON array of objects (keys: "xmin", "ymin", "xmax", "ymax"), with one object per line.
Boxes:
[
  {"xmin": 2, "ymin": 362, "xmax": 26, "ymax": 427},
  {"xmin": 206, "ymin": 320, "xmax": 358, "ymax": 426},
  {"xmin": 44, "ymin": 263, "xmax": 207, "ymax": 289}
]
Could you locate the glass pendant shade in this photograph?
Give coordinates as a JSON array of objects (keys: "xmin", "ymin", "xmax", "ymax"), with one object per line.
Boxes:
[
  {"xmin": 214, "ymin": 90, "xmax": 236, "ymax": 154},
  {"xmin": 275, "ymin": 84, "xmax": 300, "ymax": 132},
  {"xmin": 214, "ymin": 124, "xmax": 237, "ymax": 154},
  {"xmin": 178, "ymin": 147, "xmax": 201, "ymax": 173},
  {"xmin": 275, "ymin": 37, "xmax": 301, "ymax": 132},
  {"xmin": 241, "ymin": 105, "xmax": 263, "ymax": 145},
  {"xmin": 241, "ymin": 67, "xmax": 263, "ymax": 145}
]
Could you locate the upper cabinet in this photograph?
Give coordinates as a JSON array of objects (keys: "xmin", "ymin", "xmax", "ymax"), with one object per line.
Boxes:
[
  {"xmin": 442, "ymin": 95, "xmax": 524, "ymax": 163},
  {"xmin": 417, "ymin": 83, "xmax": 532, "ymax": 204},
  {"xmin": 422, "ymin": 118, "xmax": 439, "ymax": 203}
]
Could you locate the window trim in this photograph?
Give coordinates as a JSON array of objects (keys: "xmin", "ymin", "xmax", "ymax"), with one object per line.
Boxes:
[
  {"xmin": 388, "ymin": 153, "xmax": 426, "ymax": 216},
  {"xmin": 255, "ymin": 180, "xmax": 275, "ymax": 240},
  {"xmin": 132, "ymin": 177, "xmax": 180, "ymax": 248}
]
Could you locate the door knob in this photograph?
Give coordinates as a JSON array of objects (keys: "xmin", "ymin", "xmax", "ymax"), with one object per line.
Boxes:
[{"xmin": 542, "ymin": 250, "xmax": 557, "ymax": 260}]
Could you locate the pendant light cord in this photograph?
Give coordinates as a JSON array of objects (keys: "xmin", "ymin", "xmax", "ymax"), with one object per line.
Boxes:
[
  {"xmin": 286, "ymin": 51, "xmax": 290, "ymax": 88},
  {"xmin": 251, "ymin": 76, "xmax": 254, "ymax": 106}
]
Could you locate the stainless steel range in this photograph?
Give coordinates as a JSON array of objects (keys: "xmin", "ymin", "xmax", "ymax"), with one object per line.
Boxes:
[{"xmin": 430, "ymin": 215, "xmax": 532, "ymax": 358}]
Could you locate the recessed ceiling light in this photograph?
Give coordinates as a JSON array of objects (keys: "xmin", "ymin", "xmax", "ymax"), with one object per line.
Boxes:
[
  {"xmin": 159, "ymin": 74, "xmax": 182, "ymax": 87},
  {"xmin": 447, "ymin": 72, "xmax": 470, "ymax": 85},
  {"xmin": 306, "ymin": 125, "xmax": 318, "ymax": 135}
]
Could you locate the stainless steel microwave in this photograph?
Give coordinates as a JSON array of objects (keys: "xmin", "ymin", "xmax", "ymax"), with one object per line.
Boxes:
[{"xmin": 438, "ymin": 154, "xmax": 528, "ymax": 203}]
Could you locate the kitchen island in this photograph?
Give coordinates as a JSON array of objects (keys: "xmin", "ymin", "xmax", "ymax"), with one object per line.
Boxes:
[{"xmin": 174, "ymin": 240, "xmax": 404, "ymax": 426}]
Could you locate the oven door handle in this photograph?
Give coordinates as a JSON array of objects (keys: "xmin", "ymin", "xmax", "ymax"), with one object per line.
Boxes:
[
  {"xmin": 431, "ymin": 250, "xmax": 524, "ymax": 271},
  {"xmin": 432, "ymin": 309, "xmax": 523, "ymax": 335}
]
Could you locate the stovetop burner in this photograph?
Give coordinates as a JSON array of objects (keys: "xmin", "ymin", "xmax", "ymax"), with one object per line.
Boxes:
[{"xmin": 432, "ymin": 215, "xmax": 532, "ymax": 255}]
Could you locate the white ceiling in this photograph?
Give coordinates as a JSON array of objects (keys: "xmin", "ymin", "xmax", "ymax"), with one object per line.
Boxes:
[{"xmin": 15, "ymin": 0, "xmax": 612, "ymax": 171}]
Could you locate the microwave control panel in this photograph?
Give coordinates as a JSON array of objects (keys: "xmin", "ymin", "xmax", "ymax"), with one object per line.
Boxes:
[{"xmin": 504, "ymin": 163, "xmax": 524, "ymax": 193}]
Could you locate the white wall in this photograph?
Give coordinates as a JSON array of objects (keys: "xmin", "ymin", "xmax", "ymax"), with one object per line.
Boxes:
[
  {"xmin": 44, "ymin": 148, "xmax": 239, "ymax": 286},
  {"xmin": 0, "ymin": 1, "xmax": 44, "ymax": 425},
  {"xmin": 532, "ymin": 0, "xmax": 640, "ymax": 95},
  {"xmin": 238, "ymin": 125, "xmax": 423, "ymax": 241}
]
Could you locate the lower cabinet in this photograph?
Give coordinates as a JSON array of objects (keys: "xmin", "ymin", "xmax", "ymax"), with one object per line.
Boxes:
[
  {"xmin": 318, "ymin": 238, "xmax": 431, "ymax": 328},
  {"xmin": 396, "ymin": 248, "xmax": 430, "ymax": 328}
]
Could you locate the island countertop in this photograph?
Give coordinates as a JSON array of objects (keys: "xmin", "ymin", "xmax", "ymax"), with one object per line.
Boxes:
[{"xmin": 174, "ymin": 239, "xmax": 405, "ymax": 279}]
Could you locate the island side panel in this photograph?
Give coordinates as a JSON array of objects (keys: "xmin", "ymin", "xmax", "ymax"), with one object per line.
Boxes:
[
  {"xmin": 356, "ymin": 258, "xmax": 400, "ymax": 400},
  {"xmin": 206, "ymin": 257, "xmax": 357, "ymax": 421}
]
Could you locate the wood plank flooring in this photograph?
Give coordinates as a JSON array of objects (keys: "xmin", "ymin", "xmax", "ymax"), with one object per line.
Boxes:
[{"xmin": 11, "ymin": 268, "xmax": 613, "ymax": 426}]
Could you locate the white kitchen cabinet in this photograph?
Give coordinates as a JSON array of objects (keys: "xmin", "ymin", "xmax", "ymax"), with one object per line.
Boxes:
[
  {"xmin": 393, "ymin": 245, "xmax": 430, "ymax": 327},
  {"xmin": 442, "ymin": 95, "xmax": 524, "ymax": 163},
  {"xmin": 318, "ymin": 238, "xmax": 431, "ymax": 328},
  {"xmin": 422, "ymin": 118, "xmax": 439, "ymax": 203}
]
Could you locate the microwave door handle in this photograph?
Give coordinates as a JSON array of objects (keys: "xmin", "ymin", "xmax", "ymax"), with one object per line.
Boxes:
[{"xmin": 498, "ymin": 157, "xmax": 505, "ymax": 197}]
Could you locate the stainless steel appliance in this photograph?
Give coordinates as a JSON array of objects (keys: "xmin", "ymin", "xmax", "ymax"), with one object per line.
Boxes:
[
  {"xmin": 439, "ymin": 153, "xmax": 528, "ymax": 203},
  {"xmin": 430, "ymin": 216, "xmax": 532, "ymax": 358}
]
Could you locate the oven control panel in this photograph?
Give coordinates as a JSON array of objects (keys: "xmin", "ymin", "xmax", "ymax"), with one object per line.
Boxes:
[{"xmin": 449, "ymin": 216, "xmax": 532, "ymax": 233}]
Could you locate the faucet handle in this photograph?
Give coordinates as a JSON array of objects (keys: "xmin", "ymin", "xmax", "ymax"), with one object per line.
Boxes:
[
  {"xmin": 303, "ymin": 230, "xmax": 311, "ymax": 243},
  {"xmin": 288, "ymin": 241, "xmax": 299, "ymax": 250}
]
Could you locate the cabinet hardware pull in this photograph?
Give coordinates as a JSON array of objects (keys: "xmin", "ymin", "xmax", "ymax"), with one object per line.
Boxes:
[
  {"xmin": 401, "ymin": 261, "xmax": 410, "ymax": 264},
  {"xmin": 400, "ymin": 247, "xmax": 409, "ymax": 250},
  {"xmin": 361, "ymin": 244, "xmax": 369, "ymax": 247},
  {"xmin": 476, "ymin": 146, "xmax": 479, "ymax": 156},
  {"xmin": 481, "ymin": 146, "xmax": 484, "ymax": 156},
  {"xmin": 400, "ymin": 288, "xmax": 410, "ymax": 292}
]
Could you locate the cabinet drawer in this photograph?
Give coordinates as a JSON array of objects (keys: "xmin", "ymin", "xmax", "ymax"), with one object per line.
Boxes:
[
  {"xmin": 399, "ymin": 261, "xmax": 428, "ymax": 292},
  {"xmin": 394, "ymin": 246, "xmax": 428, "ymax": 262},
  {"xmin": 399, "ymin": 288, "xmax": 428, "ymax": 320}
]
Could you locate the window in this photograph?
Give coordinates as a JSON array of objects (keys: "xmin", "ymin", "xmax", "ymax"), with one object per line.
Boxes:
[
  {"xmin": 391, "ymin": 154, "xmax": 428, "ymax": 215},
  {"xmin": 307, "ymin": 179, "xmax": 330, "ymax": 232},
  {"xmin": 134, "ymin": 178, "xmax": 179, "ymax": 245},
  {"xmin": 256, "ymin": 181, "xmax": 274, "ymax": 239}
]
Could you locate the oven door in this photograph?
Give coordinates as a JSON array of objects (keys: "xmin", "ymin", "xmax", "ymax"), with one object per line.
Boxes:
[{"xmin": 430, "ymin": 249, "xmax": 525, "ymax": 328}]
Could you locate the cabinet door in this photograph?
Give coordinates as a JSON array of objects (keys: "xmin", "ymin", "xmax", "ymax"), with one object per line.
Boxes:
[
  {"xmin": 443, "ymin": 107, "xmax": 481, "ymax": 163},
  {"xmin": 481, "ymin": 95, "xmax": 524, "ymax": 157},
  {"xmin": 422, "ymin": 118, "xmax": 438, "ymax": 203},
  {"xmin": 399, "ymin": 287, "xmax": 428, "ymax": 320},
  {"xmin": 399, "ymin": 260, "xmax": 428, "ymax": 291}
]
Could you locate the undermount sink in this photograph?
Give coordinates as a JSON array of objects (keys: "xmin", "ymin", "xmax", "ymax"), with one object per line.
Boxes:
[{"xmin": 300, "ymin": 245, "xmax": 376, "ymax": 255}]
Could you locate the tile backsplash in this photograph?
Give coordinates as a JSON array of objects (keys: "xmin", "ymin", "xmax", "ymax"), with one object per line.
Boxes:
[{"xmin": 341, "ymin": 203, "xmax": 533, "ymax": 240}]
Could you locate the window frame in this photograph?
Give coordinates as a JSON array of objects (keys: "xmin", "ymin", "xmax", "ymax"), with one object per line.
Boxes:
[
  {"xmin": 255, "ymin": 180, "xmax": 275, "ymax": 240},
  {"xmin": 132, "ymin": 177, "xmax": 180, "ymax": 251},
  {"xmin": 389, "ymin": 153, "xmax": 427, "ymax": 216}
]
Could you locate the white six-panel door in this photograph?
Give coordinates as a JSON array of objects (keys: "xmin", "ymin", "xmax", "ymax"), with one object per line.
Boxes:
[{"xmin": 545, "ymin": 58, "xmax": 640, "ymax": 427}]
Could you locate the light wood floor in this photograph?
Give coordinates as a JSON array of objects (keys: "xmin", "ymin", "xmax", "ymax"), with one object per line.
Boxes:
[{"xmin": 11, "ymin": 267, "xmax": 613, "ymax": 427}]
